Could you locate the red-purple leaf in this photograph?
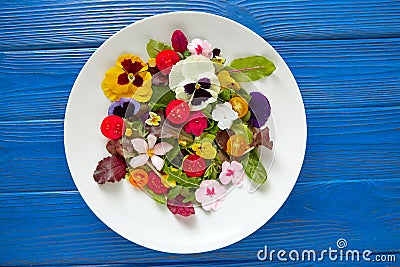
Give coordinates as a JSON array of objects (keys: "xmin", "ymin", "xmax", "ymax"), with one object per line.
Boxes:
[
  {"xmin": 250, "ymin": 127, "xmax": 273, "ymax": 150},
  {"xmin": 106, "ymin": 139, "xmax": 124, "ymax": 156},
  {"xmin": 167, "ymin": 195, "xmax": 195, "ymax": 217},
  {"xmin": 171, "ymin": 30, "xmax": 188, "ymax": 54},
  {"xmin": 93, "ymin": 155, "xmax": 127, "ymax": 184}
]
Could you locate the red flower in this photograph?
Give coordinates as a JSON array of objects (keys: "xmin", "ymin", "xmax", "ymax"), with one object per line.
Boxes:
[{"xmin": 184, "ymin": 111, "xmax": 208, "ymax": 136}]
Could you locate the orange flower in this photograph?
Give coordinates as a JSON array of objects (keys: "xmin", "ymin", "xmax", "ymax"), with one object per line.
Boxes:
[{"xmin": 101, "ymin": 54, "xmax": 152, "ymax": 102}]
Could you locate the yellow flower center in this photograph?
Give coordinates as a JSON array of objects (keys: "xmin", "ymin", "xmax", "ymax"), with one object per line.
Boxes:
[
  {"xmin": 147, "ymin": 149, "xmax": 154, "ymax": 157},
  {"xmin": 195, "ymin": 83, "xmax": 201, "ymax": 90},
  {"xmin": 128, "ymin": 73, "xmax": 135, "ymax": 81}
]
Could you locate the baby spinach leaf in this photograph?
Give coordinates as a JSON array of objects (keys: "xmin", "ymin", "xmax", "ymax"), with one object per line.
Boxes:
[
  {"xmin": 229, "ymin": 56, "xmax": 276, "ymax": 82},
  {"xmin": 242, "ymin": 149, "xmax": 267, "ymax": 185},
  {"xmin": 146, "ymin": 39, "xmax": 172, "ymax": 58}
]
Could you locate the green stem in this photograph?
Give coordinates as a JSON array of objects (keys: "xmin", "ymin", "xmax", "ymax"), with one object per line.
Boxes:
[{"xmin": 146, "ymin": 161, "xmax": 163, "ymax": 179}]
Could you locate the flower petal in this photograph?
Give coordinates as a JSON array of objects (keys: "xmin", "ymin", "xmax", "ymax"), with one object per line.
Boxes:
[
  {"xmin": 153, "ymin": 142, "xmax": 173, "ymax": 155},
  {"xmin": 181, "ymin": 55, "xmax": 215, "ymax": 81},
  {"xmin": 150, "ymin": 155, "xmax": 164, "ymax": 171},
  {"xmin": 147, "ymin": 134, "xmax": 157, "ymax": 149},
  {"xmin": 131, "ymin": 138, "xmax": 148, "ymax": 154},
  {"xmin": 129, "ymin": 154, "xmax": 149, "ymax": 168}
]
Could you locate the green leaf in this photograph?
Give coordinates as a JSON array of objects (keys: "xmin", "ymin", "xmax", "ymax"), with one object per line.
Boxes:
[
  {"xmin": 167, "ymin": 186, "xmax": 181, "ymax": 199},
  {"xmin": 142, "ymin": 187, "xmax": 167, "ymax": 205},
  {"xmin": 218, "ymin": 88, "xmax": 231, "ymax": 101},
  {"xmin": 163, "ymin": 165, "xmax": 200, "ymax": 188},
  {"xmin": 242, "ymin": 149, "xmax": 267, "ymax": 185},
  {"xmin": 229, "ymin": 55, "xmax": 276, "ymax": 82},
  {"xmin": 165, "ymin": 139, "xmax": 180, "ymax": 161},
  {"xmin": 149, "ymin": 86, "xmax": 175, "ymax": 111},
  {"xmin": 146, "ymin": 39, "xmax": 172, "ymax": 58},
  {"xmin": 231, "ymin": 122, "xmax": 252, "ymax": 143}
]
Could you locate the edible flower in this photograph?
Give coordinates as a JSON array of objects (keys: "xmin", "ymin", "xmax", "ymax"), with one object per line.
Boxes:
[
  {"xmin": 184, "ymin": 111, "xmax": 208, "ymax": 136},
  {"xmin": 169, "ymin": 55, "xmax": 220, "ymax": 111},
  {"xmin": 101, "ymin": 54, "xmax": 153, "ymax": 102},
  {"xmin": 108, "ymin": 98, "xmax": 140, "ymax": 118},
  {"xmin": 187, "ymin": 38, "xmax": 213, "ymax": 59},
  {"xmin": 130, "ymin": 134, "xmax": 173, "ymax": 171},
  {"xmin": 219, "ymin": 161, "xmax": 245, "ymax": 187},
  {"xmin": 217, "ymin": 70, "xmax": 240, "ymax": 91},
  {"xmin": 248, "ymin": 92, "xmax": 271, "ymax": 128},
  {"xmin": 145, "ymin": 112, "xmax": 161, "ymax": 126},
  {"xmin": 195, "ymin": 180, "xmax": 226, "ymax": 211},
  {"xmin": 211, "ymin": 102, "xmax": 239, "ymax": 130},
  {"xmin": 192, "ymin": 140, "xmax": 217, "ymax": 159}
]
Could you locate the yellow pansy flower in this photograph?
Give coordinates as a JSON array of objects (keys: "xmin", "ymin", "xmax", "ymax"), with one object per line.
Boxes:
[
  {"xmin": 192, "ymin": 141, "xmax": 217, "ymax": 159},
  {"xmin": 101, "ymin": 54, "xmax": 152, "ymax": 102}
]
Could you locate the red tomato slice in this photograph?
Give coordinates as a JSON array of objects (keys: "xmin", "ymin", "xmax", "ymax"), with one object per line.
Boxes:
[
  {"xmin": 182, "ymin": 155, "xmax": 206, "ymax": 177},
  {"xmin": 156, "ymin": 50, "xmax": 180, "ymax": 75},
  {"xmin": 147, "ymin": 172, "xmax": 169, "ymax": 194},
  {"xmin": 128, "ymin": 169, "xmax": 149, "ymax": 188},
  {"xmin": 100, "ymin": 115, "xmax": 124, "ymax": 140},
  {"xmin": 165, "ymin": 99, "xmax": 190, "ymax": 125}
]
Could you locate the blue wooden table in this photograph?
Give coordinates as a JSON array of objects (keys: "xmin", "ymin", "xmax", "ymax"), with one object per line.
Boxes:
[{"xmin": 0, "ymin": 1, "xmax": 399, "ymax": 266}]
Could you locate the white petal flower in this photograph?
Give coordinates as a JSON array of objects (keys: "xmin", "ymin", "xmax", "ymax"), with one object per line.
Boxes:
[
  {"xmin": 212, "ymin": 102, "xmax": 239, "ymax": 130},
  {"xmin": 169, "ymin": 55, "xmax": 220, "ymax": 111}
]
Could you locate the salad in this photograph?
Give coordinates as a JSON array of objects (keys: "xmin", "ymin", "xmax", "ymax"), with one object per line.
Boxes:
[{"xmin": 93, "ymin": 30, "xmax": 275, "ymax": 217}]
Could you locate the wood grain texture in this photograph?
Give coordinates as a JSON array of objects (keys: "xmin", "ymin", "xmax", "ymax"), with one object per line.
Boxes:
[
  {"xmin": 0, "ymin": 180, "xmax": 398, "ymax": 265},
  {"xmin": 0, "ymin": 108, "xmax": 398, "ymax": 193},
  {"xmin": 1, "ymin": 0, "xmax": 400, "ymax": 51},
  {"xmin": 0, "ymin": 38, "xmax": 399, "ymax": 121}
]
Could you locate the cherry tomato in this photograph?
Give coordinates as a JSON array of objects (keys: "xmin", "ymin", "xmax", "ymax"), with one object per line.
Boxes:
[
  {"xmin": 165, "ymin": 99, "xmax": 190, "ymax": 125},
  {"xmin": 100, "ymin": 115, "xmax": 124, "ymax": 140},
  {"xmin": 226, "ymin": 135, "xmax": 248, "ymax": 157},
  {"xmin": 128, "ymin": 169, "xmax": 149, "ymax": 188},
  {"xmin": 182, "ymin": 155, "xmax": 206, "ymax": 177},
  {"xmin": 147, "ymin": 172, "xmax": 169, "ymax": 194},
  {"xmin": 229, "ymin": 96, "xmax": 249, "ymax": 118},
  {"xmin": 156, "ymin": 50, "xmax": 180, "ymax": 75}
]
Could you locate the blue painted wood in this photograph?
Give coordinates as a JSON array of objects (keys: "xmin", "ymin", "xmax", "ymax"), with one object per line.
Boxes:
[
  {"xmin": 0, "ymin": 106, "xmax": 399, "ymax": 192},
  {"xmin": 0, "ymin": 38, "xmax": 399, "ymax": 121},
  {"xmin": 0, "ymin": 0, "xmax": 399, "ymax": 266},
  {"xmin": 0, "ymin": 0, "xmax": 400, "ymax": 51},
  {"xmin": 0, "ymin": 180, "xmax": 398, "ymax": 265}
]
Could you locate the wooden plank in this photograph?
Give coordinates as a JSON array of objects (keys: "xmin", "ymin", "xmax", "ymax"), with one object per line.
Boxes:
[
  {"xmin": 0, "ymin": 38, "xmax": 399, "ymax": 121},
  {"xmin": 0, "ymin": 109, "xmax": 398, "ymax": 193},
  {"xmin": 0, "ymin": 0, "xmax": 400, "ymax": 50},
  {"xmin": 0, "ymin": 180, "xmax": 398, "ymax": 265}
]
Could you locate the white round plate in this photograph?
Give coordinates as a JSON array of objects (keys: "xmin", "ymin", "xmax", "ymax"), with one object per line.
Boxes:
[{"xmin": 64, "ymin": 11, "xmax": 306, "ymax": 254}]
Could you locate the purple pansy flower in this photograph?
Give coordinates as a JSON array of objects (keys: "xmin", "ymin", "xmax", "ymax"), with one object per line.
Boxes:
[{"xmin": 108, "ymin": 98, "xmax": 140, "ymax": 118}]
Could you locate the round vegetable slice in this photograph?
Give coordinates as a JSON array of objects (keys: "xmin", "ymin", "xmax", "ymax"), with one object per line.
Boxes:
[
  {"xmin": 226, "ymin": 134, "xmax": 247, "ymax": 157},
  {"xmin": 147, "ymin": 172, "xmax": 169, "ymax": 194},
  {"xmin": 165, "ymin": 99, "xmax": 190, "ymax": 125},
  {"xmin": 229, "ymin": 96, "xmax": 249, "ymax": 118},
  {"xmin": 100, "ymin": 115, "xmax": 124, "ymax": 140},
  {"xmin": 156, "ymin": 50, "xmax": 180, "ymax": 75},
  {"xmin": 182, "ymin": 154, "xmax": 207, "ymax": 177},
  {"xmin": 128, "ymin": 169, "xmax": 149, "ymax": 188}
]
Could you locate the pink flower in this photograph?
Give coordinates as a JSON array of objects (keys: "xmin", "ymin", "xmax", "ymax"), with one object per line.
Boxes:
[
  {"xmin": 130, "ymin": 134, "xmax": 173, "ymax": 171},
  {"xmin": 219, "ymin": 161, "xmax": 245, "ymax": 187},
  {"xmin": 184, "ymin": 111, "xmax": 208, "ymax": 136},
  {"xmin": 195, "ymin": 180, "xmax": 226, "ymax": 211},
  {"xmin": 187, "ymin": 38, "xmax": 213, "ymax": 59}
]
